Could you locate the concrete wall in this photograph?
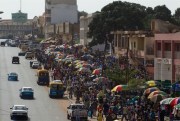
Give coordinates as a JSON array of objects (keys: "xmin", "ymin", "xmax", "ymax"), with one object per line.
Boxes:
[
  {"xmin": 51, "ymin": 4, "xmax": 78, "ymax": 24},
  {"xmin": 154, "ymin": 58, "xmax": 172, "ymax": 81}
]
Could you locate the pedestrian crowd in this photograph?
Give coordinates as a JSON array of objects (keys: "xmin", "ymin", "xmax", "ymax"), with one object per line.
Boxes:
[{"xmin": 34, "ymin": 44, "xmax": 175, "ymax": 121}]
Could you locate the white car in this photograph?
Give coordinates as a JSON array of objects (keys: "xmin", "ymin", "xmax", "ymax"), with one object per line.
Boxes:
[
  {"xmin": 31, "ymin": 62, "xmax": 40, "ymax": 69},
  {"xmin": 10, "ymin": 105, "xmax": 28, "ymax": 120},
  {"xmin": 67, "ymin": 103, "xmax": 88, "ymax": 120}
]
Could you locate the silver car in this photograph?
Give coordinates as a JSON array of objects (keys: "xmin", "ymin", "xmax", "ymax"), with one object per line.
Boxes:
[{"xmin": 10, "ymin": 105, "xmax": 28, "ymax": 120}]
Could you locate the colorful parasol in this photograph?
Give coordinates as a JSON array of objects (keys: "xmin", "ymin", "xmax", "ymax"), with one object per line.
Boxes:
[
  {"xmin": 148, "ymin": 91, "xmax": 167, "ymax": 99},
  {"xmin": 150, "ymin": 94, "xmax": 165, "ymax": 103},
  {"xmin": 92, "ymin": 68, "xmax": 101, "ymax": 75},
  {"xmin": 145, "ymin": 80, "xmax": 161, "ymax": 87},
  {"xmin": 170, "ymin": 97, "xmax": 180, "ymax": 107},
  {"xmin": 143, "ymin": 87, "xmax": 160, "ymax": 96},
  {"xmin": 111, "ymin": 85, "xmax": 128, "ymax": 92},
  {"xmin": 174, "ymin": 103, "xmax": 180, "ymax": 110},
  {"xmin": 160, "ymin": 98, "xmax": 175, "ymax": 105}
]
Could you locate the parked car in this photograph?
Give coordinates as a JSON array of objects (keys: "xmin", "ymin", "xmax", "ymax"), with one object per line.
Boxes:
[
  {"xmin": 30, "ymin": 60, "xmax": 38, "ymax": 68},
  {"xmin": 31, "ymin": 62, "xmax": 40, "ymax": 69},
  {"xmin": 0, "ymin": 41, "xmax": 5, "ymax": 46},
  {"xmin": 67, "ymin": 103, "xmax": 88, "ymax": 121},
  {"xmin": 8, "ymin": 72, "xmax": 18, "ymax": 81},
  {"xmin": 19, "ymin": 87, "xmax": 34, "ymax": 99},
  {"xmin": 10, "ymin": 105, "xmax": 28, "ymax": 120},
  {"xmin": 12, "ymin": 56, "xmax": 19, "ymax": 64},
  {"xmin": 18, "ymin": 51, "xmax": 26, "ymax": 56},
  {"xmin": 25, "ymin": 52, "xmax": 34, "ymax": 59}
]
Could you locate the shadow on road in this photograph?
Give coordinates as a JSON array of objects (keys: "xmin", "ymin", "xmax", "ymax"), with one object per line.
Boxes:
[{"xmin": 12, "ymin": 117, "xmax": 30, "ymax": 121}]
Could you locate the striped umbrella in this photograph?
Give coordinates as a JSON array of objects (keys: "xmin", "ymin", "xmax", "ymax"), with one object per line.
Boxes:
[
  {"xmin": 160, "ymin": 98, "xmax": 175, "ymax": 105},
  {"xmin": 143, "ymin": 87, "xmax": 160, "ymax": 96},
  {"xmin": 170, "ymin": 97, "xmax": 180, "ymax": 107},
  {"xmin": 111, "ymin": 85, "xmax": 128, "ymax": 92},
  {"xmin": 150, "ymin": 94, "xmax": 165, "ymax": 103},
  {"xmin": 148, "ymin": 91, "xmax": 167, "ymax": 99}
]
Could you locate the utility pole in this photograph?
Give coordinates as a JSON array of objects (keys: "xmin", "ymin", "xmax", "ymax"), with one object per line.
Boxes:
[{"xmin": 125, "ymin": 35, "xmax": 129, "ymax": 85}]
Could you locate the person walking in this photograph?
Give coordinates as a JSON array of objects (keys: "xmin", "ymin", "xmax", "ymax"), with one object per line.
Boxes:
[
  {"xmin": 97, "ymin": 109, "xmax": 104, "ymax": 121},
  {"xmin": 121, "ymin": 105, "xmax": 128, "ymax": 121}
]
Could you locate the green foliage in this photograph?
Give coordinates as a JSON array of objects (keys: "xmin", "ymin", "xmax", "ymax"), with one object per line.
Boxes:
[
  {"xmin": 88, "ymin": 1, "xmax": 180, "ymax": 47},
  {"xmin": 88, "ymin": 1, "xmax": 147, "ymax": 47},
  {"xmin": 174, "ymin": 8, "xmax": 180, "ymax": 25},
  {"xmin": 104, "ymin": 64, "xmax": 144, "ymax": 86},
  {"xmin": 128, "ymin": 79, "xmax": 146, "ymax": 89},
  {"xmin": 175, "ymin": 8, "xmax": 180, "ymax": 18},
  {"xmin": 154, "ymin": 5, "xmax": 172, "ymax": 22}
]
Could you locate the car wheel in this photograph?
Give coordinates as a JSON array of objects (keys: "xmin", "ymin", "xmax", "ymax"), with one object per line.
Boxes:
[
  {"xmin": 10, "ymin": 116, "xmax": 13, "ymax": 120},
  {"xmin": 25, "ymin": 116, "xmax": 28, "ymax": 120},
  {"xmin": 49, "ymin": 95, "xmax": 52, "ymax": 98}
]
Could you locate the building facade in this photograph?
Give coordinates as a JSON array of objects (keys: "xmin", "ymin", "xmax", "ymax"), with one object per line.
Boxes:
[
  {"xmin": 45, "ymin": 0, "xmax": 78, "ymax": 39},
  {"xmin": 154, "ymin": 32, "xmax": 180, "ymax": 83},
  {"xmin": 0, "ymin": 19, "xmax": 33, "ymax": 38},
  {"xmin": 80, "ymin": 13, "xmax": 96, "ymax": 46}
]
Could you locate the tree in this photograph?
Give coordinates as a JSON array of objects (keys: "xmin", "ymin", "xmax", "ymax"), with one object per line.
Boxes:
[
  {"xmin": 153, "ymin": 5, "xmax": 172, "ymax": 22},
  {"xmin": 88, "ymin": 1, "xmax": 147, "ymax": 48},
  {"xmin": 174, "ymin": 8, "xmax": 180, "ymax": 25},
  {"xmin": 175, "ymin": 8, "xmax": 180, "ymax": 19}
]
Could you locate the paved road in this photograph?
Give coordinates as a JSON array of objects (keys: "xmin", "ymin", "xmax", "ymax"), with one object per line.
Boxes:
[{"xmin": 0, "ymin": 46, "xmax": 71, "ymax": 121}]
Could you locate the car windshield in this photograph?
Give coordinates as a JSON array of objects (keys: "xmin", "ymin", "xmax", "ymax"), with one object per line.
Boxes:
[
  {"xmin": 10, "ymin": 73, "xmax": 17, "ymax": 76},
  {"xmin": 33, "ymin": 62, "xmax": 39, "ymax": 65},
  {"xmin": 14, "ymin": 106, "xmax": 26, "ymax": 110},
  {"xmin": 23, "ymin": 88, "xmax": 33, "ymax": 92}
]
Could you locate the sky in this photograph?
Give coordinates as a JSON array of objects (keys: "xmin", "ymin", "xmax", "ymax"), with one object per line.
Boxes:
[{"xmin": 0, "ymin": 0, "xmax": 179, "ymax": 19}]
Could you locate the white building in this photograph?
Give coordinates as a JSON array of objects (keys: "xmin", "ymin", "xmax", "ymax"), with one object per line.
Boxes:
[
  {"xmin": 80, "ymin": 13, "xmax": 96, "ymax": 46},
  {"xmin": 45, "ymin": 0, "xmax": 78, "ymax": 38}
]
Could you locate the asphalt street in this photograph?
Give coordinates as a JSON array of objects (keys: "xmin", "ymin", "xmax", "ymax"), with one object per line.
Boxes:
[{"xmin": 0, "ymin": 45, "xmax": 70, "ymax": 121}]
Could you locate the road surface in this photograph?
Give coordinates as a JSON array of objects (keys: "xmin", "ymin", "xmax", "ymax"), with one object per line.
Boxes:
[{"xmin": 0, "ymin": 46, "xmax": 70, "ymax": 121}]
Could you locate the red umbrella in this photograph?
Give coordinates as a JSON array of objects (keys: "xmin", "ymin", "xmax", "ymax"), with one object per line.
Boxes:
[
  {"xmin": 92, "ymin": 69, "xmax": 101, "ymax": 75},
  {"xmin": 170, "ymin": 97, "xmax": 180, "ymax": 108}
]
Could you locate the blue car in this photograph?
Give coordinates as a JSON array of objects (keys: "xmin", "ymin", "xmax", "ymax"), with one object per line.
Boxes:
[
  {"xmin": 8, "ymin": 72, "xmax": 18, "ymax": 81},
  {"xmin": 19, "ymin": 87, "xmax": 34, "ymax": 99}
]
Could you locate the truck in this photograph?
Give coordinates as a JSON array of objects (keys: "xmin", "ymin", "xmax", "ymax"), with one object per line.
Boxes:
[{"xmin": 67, "ymin": 103, "xmax": 88, "ymax": 121}]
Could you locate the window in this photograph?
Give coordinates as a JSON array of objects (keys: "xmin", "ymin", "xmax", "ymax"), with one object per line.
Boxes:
[
  {"xmin": 175, "ymin": 43, "xmax": 180, "ymax": 51},
  {"xmin": 165, "ymin": 43, "xmax": 171, "ymax": 51},
  {"xmin": 157, "ymin": 43, "xmax": 161, "ymax": 51},
  {"xmin": 134, "ymin": 42, "xmax": 136, "ymax": 48}
]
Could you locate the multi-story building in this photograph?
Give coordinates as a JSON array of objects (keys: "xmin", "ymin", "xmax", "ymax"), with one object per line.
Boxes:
[
  {"xmin": 80, "ymin": 13, "xmax": 96, "ymax": 46},
  {"xmin": 154, "ymin": 32, "xmax": 180, "ymax": 83},
  {"xmin": 45, "ymin": 0, "xmax": 78, "ymax": 39},
  {"xmin": 0, "ymin": 19, "xmax": 33, "ymax": 38}
]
